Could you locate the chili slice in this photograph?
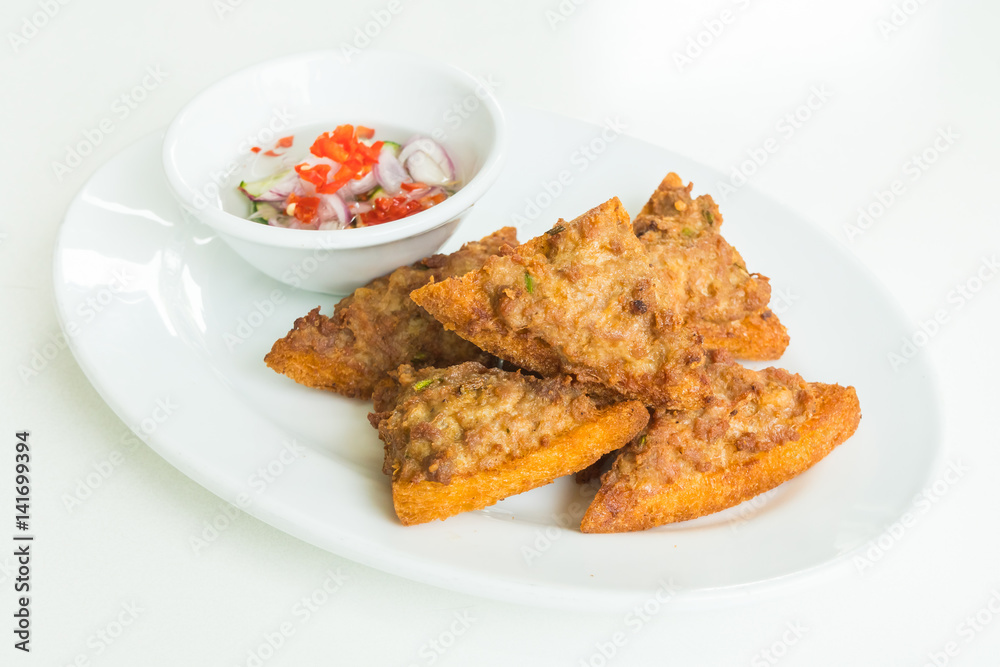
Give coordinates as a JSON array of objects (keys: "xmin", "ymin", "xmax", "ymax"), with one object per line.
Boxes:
[
  {"xmin": 286, "ymin": 193, "xmax": 320, "ymax": 224},
  {"xmin": 295, "ymin": 163, "xmax": 331, "ymax": 188}
]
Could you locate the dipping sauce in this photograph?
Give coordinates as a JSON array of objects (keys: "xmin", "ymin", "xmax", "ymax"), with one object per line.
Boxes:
[{"xmin": 238, "ymin": 124, "xmax": 459, "ymax": 230}]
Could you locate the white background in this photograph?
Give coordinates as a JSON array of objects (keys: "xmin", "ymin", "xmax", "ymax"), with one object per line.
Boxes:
[{"xmin": 3, "ymin": 0, "xmax": 1000, "ymax": 665}]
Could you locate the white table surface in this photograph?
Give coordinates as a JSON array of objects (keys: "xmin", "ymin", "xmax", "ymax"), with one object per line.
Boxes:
[{"xmin": 3, "ymin": 0, "xmax": 999, "ymax": 664}]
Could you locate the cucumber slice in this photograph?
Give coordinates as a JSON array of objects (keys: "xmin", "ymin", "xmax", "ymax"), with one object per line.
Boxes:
[
  {"xmin": 248, "ymin": 202, "xmax": 282, "ymax": 224},
  {"xmin": 238, "ymin": 169, "xmax": 296, "ymax": 201}
]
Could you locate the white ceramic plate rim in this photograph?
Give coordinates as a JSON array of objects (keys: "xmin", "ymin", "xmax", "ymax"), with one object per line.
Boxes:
[{"xmin": 54, "ymin": 110, "xmax": 942, "ymax": 611}]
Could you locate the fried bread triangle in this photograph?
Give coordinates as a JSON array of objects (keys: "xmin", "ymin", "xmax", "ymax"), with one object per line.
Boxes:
[
  {"xmin": 264, "ymin": 228, "xmax": 516, "ymax": 399},
  {"xmin": 633, "ymin": 173, "xmax": 789, "ymax": 360},
  {"xmin": 411, "ymin": 198, "xmax": 712, "ymax": 410},
  {"xmin": 370, "ymin": 362, "xmax": 649, "ymax": 525},
  {"xmin": 581, "ymin": 358, "xmax": 860, "ymax": 532}
]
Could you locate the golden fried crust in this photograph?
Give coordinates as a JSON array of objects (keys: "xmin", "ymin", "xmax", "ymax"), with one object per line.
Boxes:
[
  {"xmin": 263, "ymin": 228, "xmax": 517, "ymax": 399},
  {"xmin": 580, "ymin": 367, "xmax": 861, "ymax": 532},
  {"xmin": 411, "ymin": 270, "xmax": 563, "ymax": 375},
  {"xmin": 693, "ymin": 310, "xmax": 790, "ymax": 362},
  {"xmin": 372, "ymin": 363, "xmax": 649, "ymax": 525},
  {"xmin": 411, "ymin": 198, "xmax": 712, "ymax": 410},
  {"xmin": 634, "ymin": 173, "xmax": 789, "ymax": 360}
]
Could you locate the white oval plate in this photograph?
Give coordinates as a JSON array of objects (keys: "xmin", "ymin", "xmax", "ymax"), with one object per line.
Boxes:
[{"xmin": 53, "ymin": 105, "xmax": 940, "ymax": 610}]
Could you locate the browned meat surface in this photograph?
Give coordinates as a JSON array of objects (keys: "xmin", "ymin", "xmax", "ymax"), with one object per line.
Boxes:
[
  {"xmin": 635, "ymin": 173, "xmax": 789, "ymax": 360},
  {"xmin": 581, "ymin": 354, "xmax": 861, "ymax": 532},
  {"xmin": 264, "ymin": 228, "xmax": 517, "ymax": 399},
  {"xmin": 411, "ymin": 198, "xmax": 712, "ymax": 410},
  {"xmin": 370, "ymin": 362, "xmax": 649, "ymax": 525}
]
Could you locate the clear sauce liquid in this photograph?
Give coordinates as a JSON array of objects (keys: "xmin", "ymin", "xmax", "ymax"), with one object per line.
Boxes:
[{"xmin": 219, "ymin": 122, "xmax": 463, "ymax": 224}]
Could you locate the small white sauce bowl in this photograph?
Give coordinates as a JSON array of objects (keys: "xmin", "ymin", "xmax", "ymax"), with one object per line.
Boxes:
[{"xmin": 162, "ymin": 50, "xmax": 506, "ymax": 294}]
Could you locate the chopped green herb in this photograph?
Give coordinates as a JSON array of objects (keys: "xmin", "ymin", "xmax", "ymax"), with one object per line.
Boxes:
[
  {"xmin": 545, "ymin": 224, "xmax": 566, "ymax": 236},
  {"xmin": 703, "ymin": 210, "xmax": 714, "ymax": 226},
  {"xmin": 411, "ymin": 352, "xmax": 428, "ymax": 363},
  {"xmin": 681, "ymin": 227, "xmax": 696, "ymax": 238},
  {"xmin": 413, "ymin": 378, "xmax": 437, "ymax": 391},
  {"xmin": 524, "ymin": 272, "xmax": 535, "ymax": 293}
]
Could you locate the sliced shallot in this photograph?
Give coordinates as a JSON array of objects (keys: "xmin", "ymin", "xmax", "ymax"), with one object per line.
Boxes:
[
  {"xmin": 374, "ymin": 148, "xmax": 409, "ymax": 194},
  {"xmin": 317, "ymin": 193, "xmax": 351, "ymax": 230},
  {"xmin": 398, "ymin": 136, "xmax": 456, "ymax": 186}
]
